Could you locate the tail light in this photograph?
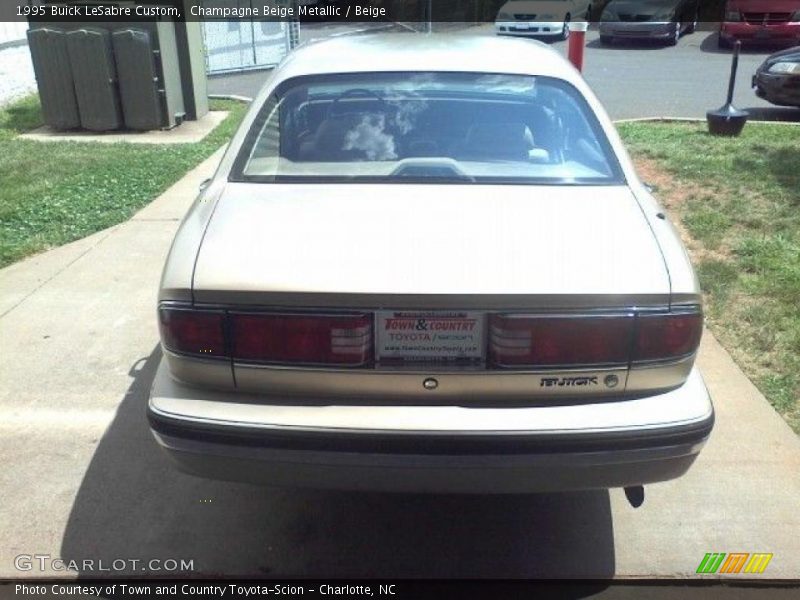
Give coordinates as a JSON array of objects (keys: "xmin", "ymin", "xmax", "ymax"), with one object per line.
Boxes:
[
  {"xmin": 489, "ymin": 314, "xmax": 634, "ymax": 367},
  {"xmin": 490, "ymin": 309, "xmax": 702, "ymax": 368},
  {"xmin": 632, "ymin": 311, "xmax": 703, "ymax": 362},
  {"xmin": 158, "ymin": 309, "xmax": 226, "ymax": 357},
  {"xmin": 158, "ymin": 306, "xmax": 372, "ymax": 367},
  {"xmin": 160, "ymin": 305, "xmax": 701, "ymax": 370},
  {"xmin": 231, "ymin": 313, "xmax": 372, "ymax": 365}
]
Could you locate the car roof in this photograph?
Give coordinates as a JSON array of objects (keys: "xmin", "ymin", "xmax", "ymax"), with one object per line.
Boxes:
[{"xmin": 273, "ymin": 33, "xmax": 580, "ymax": 83}]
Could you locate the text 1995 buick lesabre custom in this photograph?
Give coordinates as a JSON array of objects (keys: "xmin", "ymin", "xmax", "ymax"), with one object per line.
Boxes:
[{"xmin": 148, "ymin": 34, "xmax": 713, "ymax": 494}]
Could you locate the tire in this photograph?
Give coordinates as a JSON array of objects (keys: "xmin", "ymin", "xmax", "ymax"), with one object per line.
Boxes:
[
  {"xmin": 599, "ymin": 34, "xmax": 614, "ymax": 45},
  {"xmin": 718, "ymin": 34, "xmax": 733, "ymax": 49},
  {"xmin": 560, "ymin": 14, "xmax": 571, "ymax": 41},
  {"xmin": 668, "ymin": 22, "xmax": 680, "ymax": 46},
  {"xmin": 687, "ymin": 14, "xmax": 697, "ymax": 34}
]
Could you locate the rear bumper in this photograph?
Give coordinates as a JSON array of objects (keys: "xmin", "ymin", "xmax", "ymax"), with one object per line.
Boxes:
[
  {"xmin": 599, "ymin": 22, "xmax": 677, "ymax": 40},
  {"xmin": 148, "ymin": 361, "xmax": 714, "ymax": 493},
  {"xmin": 495, "ymin": 21, "xmax": 564, "ymax": 37}
]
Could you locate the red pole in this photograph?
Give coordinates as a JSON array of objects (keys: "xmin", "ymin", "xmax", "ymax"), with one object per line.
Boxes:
[{"xmin": 567, "ymin": 21, "xmax": 589, "ymax": 72}]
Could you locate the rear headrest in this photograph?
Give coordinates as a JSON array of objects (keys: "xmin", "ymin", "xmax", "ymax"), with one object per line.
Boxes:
[
  {"xmin": 314, "ymin": 113, "xmax": 364, "ymax": 151},
  {"xmin": 460, "ymin": 120, "xmax": 531, "ymax": 161},
  {"xmin": 300, "ymin": 112, "xmax": 376, "ymax": 161}
]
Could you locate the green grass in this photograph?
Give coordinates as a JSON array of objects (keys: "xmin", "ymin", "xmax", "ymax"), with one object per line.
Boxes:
[
  {"xmin": 619, "ymin": 121, "xmax": 800, "ymax": 432},
  {"xmin": 0, "ymin": 95, "xmax": 248, "ymax": 267}
]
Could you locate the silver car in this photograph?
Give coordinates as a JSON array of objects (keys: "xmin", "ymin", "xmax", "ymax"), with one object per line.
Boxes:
[
  {"xmin": 598, "ymin": 0, "xmax": 699, "ymax": 46},
  {"xmin": 149, "ymin": 34, "xmax": 713, "ymax": 494},
  {"xmin": 495, "ymin": 0, "xmax": 594, "ymax": 40}
]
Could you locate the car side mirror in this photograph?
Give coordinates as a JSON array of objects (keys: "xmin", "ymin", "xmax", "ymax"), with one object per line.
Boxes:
[{"xmin": 199, "ymin": 178, "xmax": 212, "ymax": 192}]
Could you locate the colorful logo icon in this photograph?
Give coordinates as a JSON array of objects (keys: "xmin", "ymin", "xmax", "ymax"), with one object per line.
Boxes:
[{"xmin": 696, "ymin": 553, "xmax": 773, "ymax": 574}]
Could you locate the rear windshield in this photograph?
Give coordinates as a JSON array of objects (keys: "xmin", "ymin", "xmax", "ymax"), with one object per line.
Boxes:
[{"xmin": 231, "ymin": 72, "xmax": 624, "ymax": 185}]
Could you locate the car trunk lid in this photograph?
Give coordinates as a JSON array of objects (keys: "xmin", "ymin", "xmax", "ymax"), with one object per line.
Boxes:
[{"xmin": 192, "ymin": 183, "xmax": 670, "ymax": 308}]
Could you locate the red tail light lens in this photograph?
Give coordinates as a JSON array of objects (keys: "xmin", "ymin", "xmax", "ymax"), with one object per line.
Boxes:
[
  {"xmin": 633, "ymin": 311, "xmax": 703, "ymax": 362},
  {"xmin": 489, "ymin": 314, "xmax": 634, "ymax": 367},
  {"xmin": 159, "ymin": 308, "xmax": 226, "ymax": 357},
  {"xmin": 158, "ymin": 305, "xmax": 702, "ymax": 370},
  {"xmin": 231, "ymin": 313, "xmax": 372, "ymax": 366}
]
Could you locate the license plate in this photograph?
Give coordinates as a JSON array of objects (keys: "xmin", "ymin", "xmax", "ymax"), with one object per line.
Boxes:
[
  {"xmin": 375, "ymin": 311, "xmax": 486, "ymax": 365},
  {"xmin": 755, "ymin": 28, "xmax": 771, "ymax": 39}
]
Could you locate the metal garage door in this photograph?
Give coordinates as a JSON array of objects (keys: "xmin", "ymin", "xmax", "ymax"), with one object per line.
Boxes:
[{"xmin": 201, "ymin": 1, "xmax": 297, "ymax": 74}]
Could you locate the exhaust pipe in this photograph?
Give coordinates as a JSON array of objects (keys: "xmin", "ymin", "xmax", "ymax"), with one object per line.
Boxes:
[{"xmin": 624, "ymin": 485, "xmax": 645, "ymax": 508}]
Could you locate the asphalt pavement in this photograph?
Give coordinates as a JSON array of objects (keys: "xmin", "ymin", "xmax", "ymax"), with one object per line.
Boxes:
[
  {"xmin": 575, "ymin": 27, "xmax": 800, "ymax": 121},
  {"xmin": 2, "ymin": 146, "xmax": 799, "ymax": 581},
  {"xmin": 209, "ymin": 23, "xmax": 800, "ymax": 122}
]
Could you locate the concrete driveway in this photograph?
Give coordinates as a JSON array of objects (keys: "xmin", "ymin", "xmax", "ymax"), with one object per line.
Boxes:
[
  {"xmin": 2, "ymin": 149, "xmax": 800, "ymax": 580},
  {"xmin": 209, "ymin": 24, "xmax": 800, "ymax": 122}
]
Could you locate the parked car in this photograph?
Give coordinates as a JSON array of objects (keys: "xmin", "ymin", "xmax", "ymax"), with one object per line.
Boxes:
[
  {"xmin": 495, "ymin": 0, "xmax": 593, "ymax": 40},
  {"xmin": 753, "ymin": 45, "xmax": 800, "ymax": 105},
  {"xmin": 149, "ymin": 34, "xmax": 713, "ymax": 494},
  {"xmin": 719, "ymin": 0, "xmax": 800, "ymax": 48},
  {"xmin": 599, "ymin": 0, "xmax": 699, "ymax": 45}
]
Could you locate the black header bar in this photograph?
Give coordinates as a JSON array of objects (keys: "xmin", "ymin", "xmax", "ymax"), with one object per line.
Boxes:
[{"xmin": 2, "ymin": 1, "xmax": 733, "ymax": 24}]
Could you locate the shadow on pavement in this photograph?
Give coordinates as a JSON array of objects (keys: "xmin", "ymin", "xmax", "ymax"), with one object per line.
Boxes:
[
  {"xmin": 743, "ymin": 106, "xmax": 800, "ymax": 123},
  {"xmin": 698, "ymin": 32, "xmax": 789, "ymax": 55},
  {"xmin": 586, "ymin": 37, "xmax": 670, "ymax": 50},
  {"xmin": 61, "ymin": 347, "xmax": 616, "ymax": 580}
]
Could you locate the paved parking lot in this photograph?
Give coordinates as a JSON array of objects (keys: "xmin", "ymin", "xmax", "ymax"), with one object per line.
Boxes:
[
  {"xmin": 1, "ymin": 151, "xmax": 799, "ymax": 580},
  {"xmin": 210, "ymin": 24, "xmax": 800, "ymax": 121},
  {"xmin": 560, "ymin": 26, "xmax": 797, "ymax": 120}
]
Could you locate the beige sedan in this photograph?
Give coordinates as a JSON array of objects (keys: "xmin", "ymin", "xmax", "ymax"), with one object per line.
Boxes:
[{"xmin": 148, "ymin": 34, "xmax": 713, "ymax": 494}]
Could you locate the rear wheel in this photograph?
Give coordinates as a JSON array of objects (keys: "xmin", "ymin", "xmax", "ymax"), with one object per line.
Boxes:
[
  {"xmin": 687, "ymin": 13, "xmax": 697, "ymax": 34},
  {"xmin": 718, "ymin": 34, "xmax": 733, "ymax": 49}
]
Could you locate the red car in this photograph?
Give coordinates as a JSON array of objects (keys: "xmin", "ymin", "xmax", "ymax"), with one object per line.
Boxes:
[{"xmin": 719, "ymin": 0, "xmax": 800, "ymax": 48}]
